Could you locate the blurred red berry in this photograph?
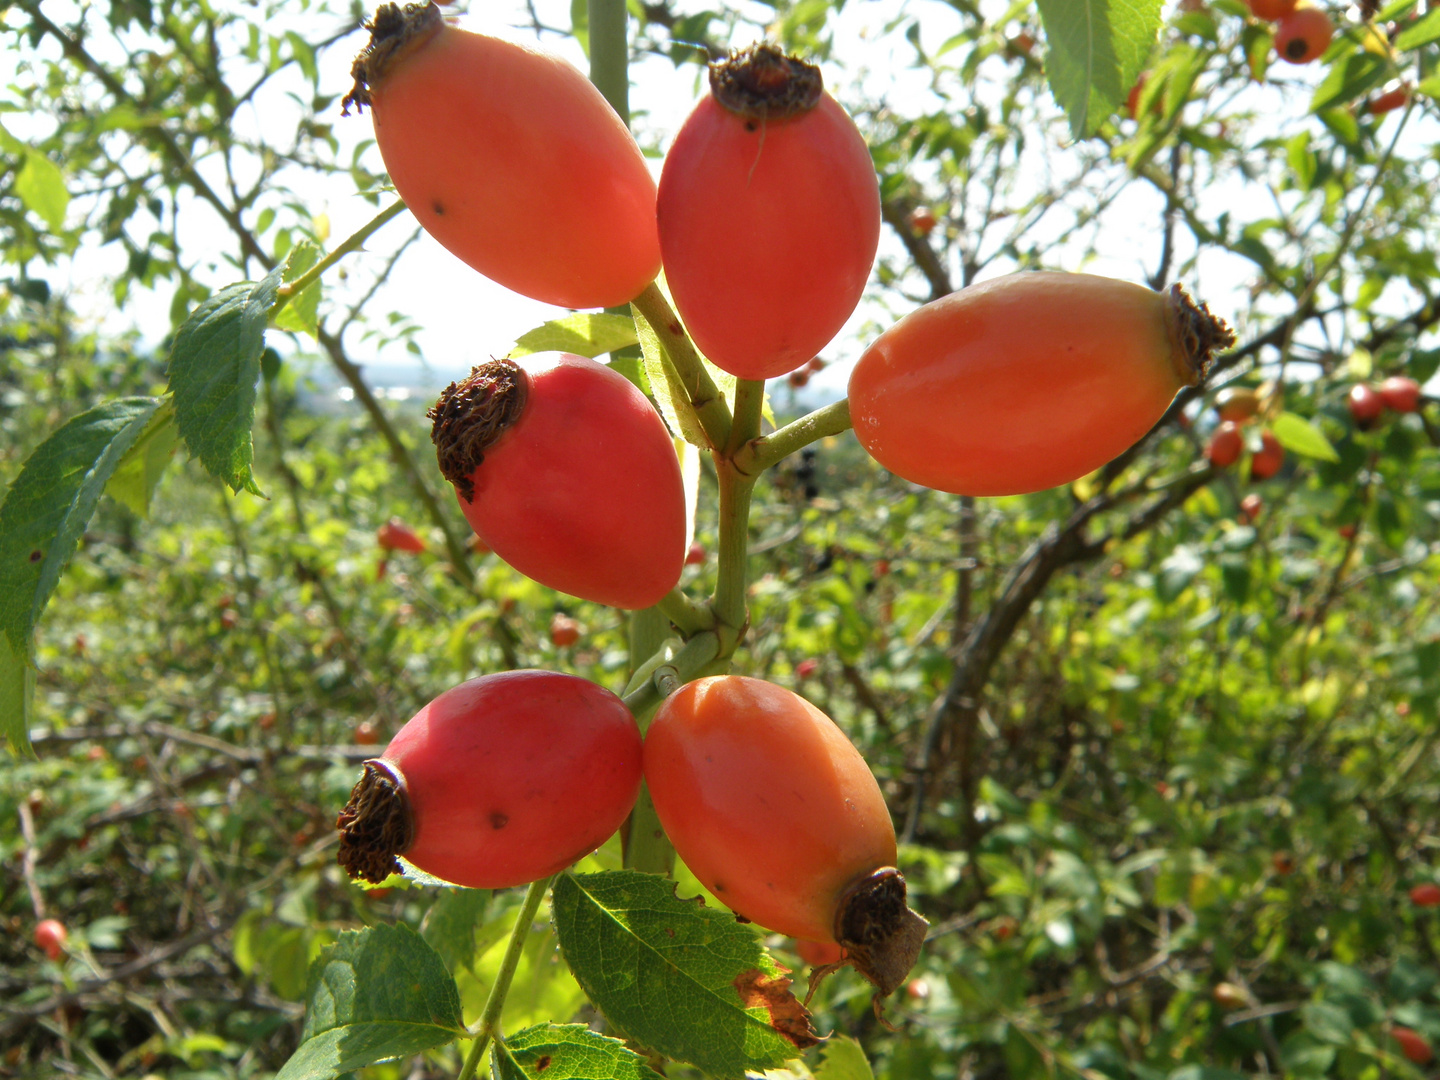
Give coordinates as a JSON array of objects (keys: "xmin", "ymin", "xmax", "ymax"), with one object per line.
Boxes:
[
  {"xmin": 1379, "ymin": 375, "xmax": 1421, "ymax": 413},
  {"xmin": 34, "ymin": 919, "xmax": 67, "ymax": 961},
  {"xmin": 685, "ymin": 542, "xmax": 706, "ymax": 566},
  {"xmin": 1391, "ymin": 1027, "xmax": 1433, "ymax": 1066},
  {"xmin": 1410, "ymin": 883, "xmax": 1440, "ymax": 907},
  {"xmin": 549, "ymin": 613, "xmax": 581, "ymax": 648},
  {"xmin": 796, "ymin": 658, "xmax": 819, "ymax": 679},
  {"xmin": 377, "ymin": 517, "xmax": 427, "ymax": 553},
  {"xmin": 1348, "ymin": 383, "xmax": 1385, "ymax": 428}
]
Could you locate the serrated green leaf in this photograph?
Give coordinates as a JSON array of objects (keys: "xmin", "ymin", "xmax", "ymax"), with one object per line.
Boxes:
[
  {"xmin": 1395, "ymin": 7, "xmax": 1440, "ymax": 50},
  {"xmin": 15, "ymin": 152, "xmax": 69, "ymax": 233},
  {"xmin": 0, "ymin": 397, "xmax": 164, "ymax": 664},
  {"xmin": 815, "ymin": 1036, "xmax": 874, "ymax": 1080},
  {"xmin": 167, "ymin": 269, "xmax": 282, "ymax": 495},
  {"xmin": 103, "ymin": 399, "xmax": 178, "ymax": 518},
  {"xmin": 1271, "ymin": 411, "xmax": 1339, "ymax": 462},
  {"xmin": 511, "ymin": 314, "xmax": 639, "ymax": 359},
  {"xmin": 420, "ymin": 889, "xmax": 491, "ymax": 974},
  {"xmin": 275, "ymin": 924, "xmax": 465, "ymax": 1080},
  {"xmin": 1036, "ymin": 0, "xmax": 1164, "ymax": 138},
  {"xmin": 493, "ymin": 1024, "xmax": 667, "ymax": 1080},
  {"xmin": 552, "ymin": 871, "xmax": 818, "ymax": 1080},
  {"xmin": 1310, "ymin": 53, "xmax": 1387, "ymax": 113},
  {"xmin": 1, "ymin": 634, "xmax": 36, "ymax": 758},
  {"xmin": 273, "ymin": 240, "xmax": 322, "ymax": 338}
]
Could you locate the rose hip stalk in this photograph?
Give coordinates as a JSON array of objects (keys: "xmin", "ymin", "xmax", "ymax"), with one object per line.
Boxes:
[{"xmin": 337, "ymin": 671, "xmax": 642, "ymax": 889}]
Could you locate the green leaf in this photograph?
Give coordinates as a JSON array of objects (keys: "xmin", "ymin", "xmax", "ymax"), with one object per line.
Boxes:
[
  {"xmin": 103, "ymin": 399, "xmax": 179, "ymax": 518},
  {"xmin": 1036, "ymin": 0, "xmax": 1164, "ymax": 138},
  {"xmin": 167, "ymin": 269, "xmax": 282, "ymax": 495},
  {"xmin": 15, "ymin": 152, "xmax": 69, "ymax": 233},
  {"xmin": 632, "ymin": 307, "xmax": 713, "ymax": 449},
  {"xmin": 551, "ymin": 871, "xmax": 819, "ymax": 1079},
  {"xmin": 273, "ymin": 240, "xmax": 322, "ymax": 338},
  {"xmin": 493, "ymin": 1024, "xmax": 667, "ymax": 1080},
  {"xmin": 275, "ymin": 924, "xmax": 465, "ymax": 1080},
  {"xmin": 420, "ymin": 888, "xmax": 491, "ymax": 974},
  {"xmin": 1271, "ymin": 412, "xmax": 1339, "ymax": 462},
  {"xmin": 570, "ymin": 0, "xmax": 590, "ymax": 55},
  {"xmin": 1310, "ymin": 53, "xmax": 1387, "ymax": 113},
  {"xmin": 511, "ymin": 314, "xmax": 639, "ymax": 359},
  {"xmin": 0, "ymin": 397, "xmax": 165, "ymax": 663},
  {"xmin": 814, "ymin": 1036, "xmax": 875, "ymax": 1080},
  {"xmin": 1242, "ymin": 23, "xmax": 1273, "ymax": 82},
  {"xmin": 1, "ymin": 634, "xmax": 36, "ymax": 758},
  {"xmin": 1395, "ymin": 7, "xmax": 1440, "ymax": 50}
]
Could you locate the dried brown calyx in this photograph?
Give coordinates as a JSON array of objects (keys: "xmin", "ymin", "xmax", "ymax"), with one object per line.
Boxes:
[
  {"xmin": 709, "ymin": 43, "xmax": 823, "ymax": 122},
  {"xmin": 428, "ymin": 359, "xmax": 530, "ymax": 502},
  {"xmin": 336, "ymin": 759, "xmax": 415, "ymax": 883},
  {"xmin": 342, "ymin": 1, "xmax": 444, "ymax": 115},
  {"xmin": 833, "ymin": 867, "xmax": 929, "ymax": 997},
  {"xmin": 1164, "ymin": 283, "xmax": 1236, "ymax": 388}
]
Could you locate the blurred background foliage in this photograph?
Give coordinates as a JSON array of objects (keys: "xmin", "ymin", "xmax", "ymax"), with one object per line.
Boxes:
[{"xmin": 2, "ymin": 0, "xmax": 1440, "ymax": 1077}]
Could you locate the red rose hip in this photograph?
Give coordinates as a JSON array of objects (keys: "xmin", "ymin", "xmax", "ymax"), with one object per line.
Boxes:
[
  {"xmin": 337, "ymin": 671, "xmax": 642, "ymax": 888},
  {"xmin": 1207, "ymin": 422, "xmax": 1244, "ymax": 468},
  {"xmin": 1348, "ymin": 383, "xmax": 1385, "ymax": 428},
  {"xmin": 644, "ymin": 675, "xmax": 926, "ymax": 994},
  {"xmin": 1380, "ymin": 375, "xmax": 1421, "ymax": 413},
  {"xmin": 34, "ymin": 919, "xmax": 67, "ymax": 960},
  {"xmin": 658, "ymin": 45, "xmax": 880, "ymax": 381},
  {"xmin": 429, "ymin": 353, "xmax": 686, "ymax": 610}
]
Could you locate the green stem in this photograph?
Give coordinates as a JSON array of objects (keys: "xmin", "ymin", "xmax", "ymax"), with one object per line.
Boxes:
[
  {"xmin": 456, "ymin": 875, "xmax": 553, "ymax": 1080},
  {"xmin": 631, "ymin": 284, "xmax": 733, "ymax": 450},
  {"xmin": 621, "ymin": 631, "xmax": 721, "ymax": 718},
  {"xmin": 273, "ymin": 200, "xmax": 408, "ymax": 312},
  {"xmin": 587, "ymin": 0, "xmax": 630, "ymax": 122},
  {"xmin": 734, "ymin": 398, "xmax": 852, "ymax": 476},
  {"xmin": 725, "ymin": 379, "xmax": 766, "ymax": 458},
  {"xmin": 712, "ymin": 467, "xmax": 755, "ymax": 653},
  {"xmin": 655, "ymin": 588, "xmax": 715, "ymax": 636}
]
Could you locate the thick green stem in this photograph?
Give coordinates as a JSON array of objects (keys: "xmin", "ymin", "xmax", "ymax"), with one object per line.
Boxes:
[
  {"xmin": 734, "ymin": 398, "xmax": 852, "ymax": 476},
  {"xmin": 456, "ymin": 875, "xmax": 552, "ymax": 1080},
  {"xmin": 725, "ymin": 378, "xmax": 767, "ymax": 458},
  {"xmin": 272, "ymin": 200, "xmax": 408, "ymax": 312},
  {"xmin": 631, "ymin": 284, "xmax": 732, "ymax": 450},
  {"xmin": 587, "ymin": 0, "xmax": 630, "ymax": 122},
  {"xmin": 655, "ymin": 588, "xmax": 715, "ymax": 636},
  {"xmin": 712, "ymin": 467, "xmax": 755, "ymax": 653}
]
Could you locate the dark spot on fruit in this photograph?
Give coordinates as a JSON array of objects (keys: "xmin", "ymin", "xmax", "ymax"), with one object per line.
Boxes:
[
  {"xmin": 1286, "ymin": 39, "xmax": 1307, "ymax": 59},
  {"xmin": 745, "ymin": 121, "xmax": 757, "ymax": 131},
  {"xmin": 713, "ymin": 880, "xmax": 725, "ymax": 892},
  {"xmin": 433, "ymin": 200, "xmax": 445, "ymax": 215},
  {"xmin": 534, "ymin": 1056, "xmax": 552, "ymax": 1071},
  {"xmin": 30, "ymin": 550, "xmax": 42, "ymax": 562},
  {"xmin": 490, "ymin": 812, "xmax": 509, "ymax": 829}
]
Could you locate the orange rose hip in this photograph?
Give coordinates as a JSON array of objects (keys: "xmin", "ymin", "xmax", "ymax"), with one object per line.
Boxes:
[
  {"xmin": 344, "ymin": 4, "xmax": 660, "ymax": 308},
  {"xmin": 848, "ymin": 272, "xmax": 1234, "ymax": 496},
  {"xmin": 644, "ymin": 675, "xmax": 926, "ymax": 994}
]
